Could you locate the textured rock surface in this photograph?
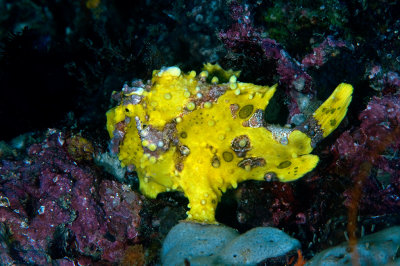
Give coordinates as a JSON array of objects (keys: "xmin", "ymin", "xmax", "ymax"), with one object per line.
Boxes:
[{"xmin": 0, "ymin": 130, "xmax": 143, "ymax": 265}]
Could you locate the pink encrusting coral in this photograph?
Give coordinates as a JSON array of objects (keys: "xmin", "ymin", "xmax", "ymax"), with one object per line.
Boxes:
[
  {"xmin": 302, "ymin": 36, "xmax": 347, "ymax": 68},
  {"xmin": 332, "ymin": 93, "xmax": 400, "ymax": 214},
  {"xmin": 366, "ymin": 65, "xmax": 400, "ymax": 92},
  {"xmin": 219, "ymin": 2, "xmax": 313, "ymax": 94},
  {"xmin": 219, "ymin": 1, "xmax": 352, "ymax": 125},
  {"xmin": 0, "ymin": 130, "xmax": 143, "ymax": 265}
]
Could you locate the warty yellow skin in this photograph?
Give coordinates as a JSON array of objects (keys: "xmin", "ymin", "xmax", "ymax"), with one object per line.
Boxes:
[{"xmin": 106, "ymin": 65, "xmax": 353, "ymax": 223}]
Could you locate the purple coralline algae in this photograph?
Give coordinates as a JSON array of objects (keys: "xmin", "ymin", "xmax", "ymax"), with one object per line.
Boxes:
[
  {"xmin": 366, "ymin": 65, "xmax": 400, "ymax": 92},
  {"xmin": 301, "ymin": 36, "xmax": 348, "ymax": 68},
  {"xmin": 332, "ymin": 93, "xmax": 400, "ymax": 215},
  {"xmin": 219, "ymin": 2, "xmax": 351, "ymax": 124},
  {"xmin": 219, "ymin": 2, "xmax": 313, "ymax": 94},
  {"xmin": 0, "ymin": 130, "xmax": 143, "ymax": 265},
  {"xmin": 212, "ymin": 1, "xmax": 400, "ymax": 259}
]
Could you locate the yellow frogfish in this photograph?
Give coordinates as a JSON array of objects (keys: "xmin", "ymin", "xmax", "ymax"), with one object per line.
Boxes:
[{"xmin": 106, "ymin": 64, "xmax": 353, "ymax": 223}]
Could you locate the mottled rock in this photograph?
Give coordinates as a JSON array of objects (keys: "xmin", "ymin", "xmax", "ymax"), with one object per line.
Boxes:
[{"xmin": 0, "ymin": 130, "xmax": 143, "ymax": 264}]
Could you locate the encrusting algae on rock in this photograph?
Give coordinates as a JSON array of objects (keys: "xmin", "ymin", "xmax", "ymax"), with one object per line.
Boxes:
[{"xmin": 106, "ymin": 64, "xmax": 353, "ymax": 223}]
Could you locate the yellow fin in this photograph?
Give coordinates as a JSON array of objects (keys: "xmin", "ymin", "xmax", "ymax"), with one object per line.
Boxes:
[{"xmin": 313, "ymin": 83, "xmax": 353, "ymax": 137}]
